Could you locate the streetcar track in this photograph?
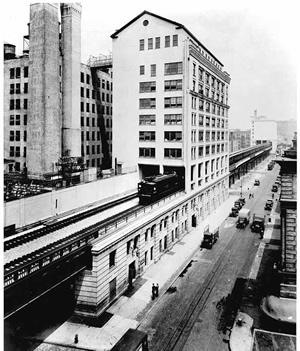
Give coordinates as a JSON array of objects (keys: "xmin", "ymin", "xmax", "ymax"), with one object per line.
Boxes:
[{"xmin": 161, "ymin": 225, "xmax": 246, "ymax": 351}]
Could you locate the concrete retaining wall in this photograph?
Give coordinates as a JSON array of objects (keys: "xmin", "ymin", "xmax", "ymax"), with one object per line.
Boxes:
[{"xmin": 4, "ymin": 172, "xmax": 139, "ymax": 229}]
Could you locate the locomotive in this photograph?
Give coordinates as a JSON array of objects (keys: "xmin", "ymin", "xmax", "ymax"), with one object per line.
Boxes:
[{"xmin": 138, "ymin": 172, "xmax": 183, "ymax": 204}]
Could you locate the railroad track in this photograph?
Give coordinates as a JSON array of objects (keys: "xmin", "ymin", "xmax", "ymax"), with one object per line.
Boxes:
[
  {"xmin": 160, "ymin": 226, "xmax": 246, "ymax": 351},
  {"xmin": 4, "ymin": 193, "xmax": 138, "ymax": 251}
]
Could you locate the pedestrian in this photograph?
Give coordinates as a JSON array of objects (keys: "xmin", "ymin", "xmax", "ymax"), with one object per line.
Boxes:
[
  {"xmin": 74, "ymin": 334, "xmax": 79, "ymax": 344},
  {"xmin": 260, "ymin": 229, "xmax": 264, "ymax": 239},
  {"xmin": 272, "ymin": 193, "xmax": 274, "ymax": 199},
  {"xmin": 252, "ymin": 193, "xmax": 254, "ymax": 198},
  {"xmin": 152, "ymin": 283, "xmax": 156, "ymax": 300},
  {"xmin": 249, "ymin": 193, "xmax": 251, "ymax": 199},
  {"xmin": 155, "ymin": 283, "xmax": 159, "ymax": 297}
]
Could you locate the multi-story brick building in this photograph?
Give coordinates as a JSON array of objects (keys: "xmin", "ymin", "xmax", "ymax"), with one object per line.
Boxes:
[
  {"xmin": 112, "ymin": 10, "xmax": 231, "ymax": 199},
  {"xmin": 229, "ymin": 129, "xmax": 251, "ymax": 153},
  {"xmin": 3, "ymin": 3, "xmax": 112, "ymax": 185}
]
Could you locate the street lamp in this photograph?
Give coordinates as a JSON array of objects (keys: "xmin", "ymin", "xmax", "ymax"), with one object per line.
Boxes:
[{"xmin": 240, "ymin": 178, "xmax": 243, "ymax": 198}]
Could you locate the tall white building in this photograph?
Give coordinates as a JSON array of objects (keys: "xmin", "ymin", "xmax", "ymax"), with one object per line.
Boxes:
[{"xmin": 111, "ymin": 11, "xmax": 231, "ymax": 195}]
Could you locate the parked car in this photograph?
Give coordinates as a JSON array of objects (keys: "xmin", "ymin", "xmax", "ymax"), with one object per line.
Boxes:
[
  {"xmin": 229, "ymin": 206, "xmax": 240, "ymax": 217},
  {"xmin": 234, "ymin": 200, "xmax": 243, "ymax": 210},
  {"xmin": 250, "ymin": 214, "xmax": 266, "ymax": 232},
  {"xmin": 272, "ymin": 184, "xmax": 278, "ymax": 192},
  {"xmin": 264, "ymin": 199, "xmax": 274, "ymax": 211},
  {"xmin": 254, "ymin": 179, "xmax": 260, "ymax": 186}
]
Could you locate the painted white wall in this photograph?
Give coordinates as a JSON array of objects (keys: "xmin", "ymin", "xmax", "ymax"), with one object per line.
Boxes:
[{"xmin": 4, "ymin": 172, "xmax": 139, "ymax": 229}]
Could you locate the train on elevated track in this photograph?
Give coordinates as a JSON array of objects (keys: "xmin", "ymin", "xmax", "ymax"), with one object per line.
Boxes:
[{"xmin": 138, "ymin": 172, "xmax": 184, "ymax": 204}]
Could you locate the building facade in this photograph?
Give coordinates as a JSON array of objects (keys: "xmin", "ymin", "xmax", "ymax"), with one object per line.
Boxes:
[
  {"xmin": 3, "ymin": 3, "xmax": 112, "ymax": 181},
  {"xmin": 229, "ymin": 129, "xmax": 251, "ymax": 153},
  {"xmin": 111, "ymin": 11, "xmax": 230, "ymax": 195}
]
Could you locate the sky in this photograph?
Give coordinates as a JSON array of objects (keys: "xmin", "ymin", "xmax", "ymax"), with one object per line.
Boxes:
[{"xmin": 2, "ymin": 0, "xmax": 298, "ymax": 129}]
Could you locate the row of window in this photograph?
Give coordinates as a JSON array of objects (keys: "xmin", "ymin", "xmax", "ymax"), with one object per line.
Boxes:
[
  {"xmin": 193, "ymin": 64, "xmax": 227, "ymax": 94},
  {"xmin": 192, "ymin": 97, "xmax": 226, "ymax": 116},
  {"xmin": 139, "ymin": 144, "xmax": 228, "ymax": 159},
  {"xmin": 80, "ymin": 72, "xmax": 112, "ymax": 91},
  {"xmin": 81, "ymin": 116, "xmax": 112, "ymax": 128},
  {"xmin": 140, "ymin": 62, "xmax": 182, "ymax": 76},
  {"xmin": 80, "ymin": 87, "xmax": 112, "ymax": 103},
  {"xmin": 10, "ymin": 83, "xmax": 28, "ymax": 94},
  {"xmin": 9, "ymin": 130, "xmax": 26, "ymax": 142},
  {"xmin": 80, "ymin": 102, "xmax": 112, "ymax": 115},
  {"xmin": 9, "ymin": 146, "xmax": 26, "ymax": 157},
  {"xmin": 140, "ymin": 35, "xmax": 178, "ymax": 51},
  {"xmin": 9, "ymin": 114, "xmax": 27, "ymax": 126},
  {"xmin": 139, "ymin": 131, "xmax": 182, "ymax": 142},
  {"xmin": 139, "ymin": 97, "xmax": 183, "ymax": 109},
  {"xmin": 9, "ymin": 99, "xmax": 28, "ymax": 110},
  {"xmin": 9, "ymin": 67, "xmax": 28, "ymax": 79}
]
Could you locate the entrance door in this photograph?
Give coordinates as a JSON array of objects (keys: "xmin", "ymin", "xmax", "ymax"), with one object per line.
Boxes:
[
  {"xmin": 128, "ymin": 262, "xmax": 136, "ymax": 286},
  {"xmin": 109, "ymin": 278, "xmax": 116, "ymax": 301}
]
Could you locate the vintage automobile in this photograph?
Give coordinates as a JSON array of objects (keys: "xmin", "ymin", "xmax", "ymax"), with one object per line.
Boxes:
[{"xmin": 264, "ymin": 199, "xmax": 274, "ymax": 211}]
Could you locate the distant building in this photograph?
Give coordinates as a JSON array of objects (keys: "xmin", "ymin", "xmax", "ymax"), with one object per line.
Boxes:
[
  {"xmin": 229, "ymin": 129, "xmax": 251, "ymax": 153},
  {"xmin": 277, "ymin": 119, "xmax": 297, "ymax": 144}
]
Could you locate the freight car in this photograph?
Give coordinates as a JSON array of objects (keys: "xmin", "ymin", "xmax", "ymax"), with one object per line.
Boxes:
[{"xmin": 138, "ymin": 172, "xmax": 183, "ymax": 204}]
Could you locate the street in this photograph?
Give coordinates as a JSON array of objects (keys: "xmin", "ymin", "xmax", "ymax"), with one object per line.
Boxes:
[{"xmin": 138, "ymin": 158, "xmax": 281, "ymax": 350}]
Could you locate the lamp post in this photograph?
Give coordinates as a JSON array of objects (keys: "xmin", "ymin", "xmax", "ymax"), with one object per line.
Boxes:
[{"xmin": 240, "ymin": 178, "xmax": 243, "ymax": 198}]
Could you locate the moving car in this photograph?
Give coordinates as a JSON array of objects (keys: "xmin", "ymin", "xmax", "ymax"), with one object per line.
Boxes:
[
  {"xmin": 250, "ymin": 214, "xmax": 266, "ymax": 232},
  {"xmin": 229, "ymin": 206, "xmax": 239, "ymax": 217},
  {"xmin": 236, "ymin": 208, "xmax": 251, "ymax": 229},
  {"xmin": 264, "ymin": 199, "xmax": 273, "ymax": 211},
  {"xmin": 201, "ymin": 226, "xmax": 219, "ymax": 249}
]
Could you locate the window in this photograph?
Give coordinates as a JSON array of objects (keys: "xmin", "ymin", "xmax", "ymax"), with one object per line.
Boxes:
[
  {"xmin": 165, "ymin": 62, "xmax": 183, "ymax": 75},
  {"xmin": 165, "ymin": 35, "xmax": 170, "ymax": 47},
  {"xmin": 140, "ymin": 39, "xmax": 145, "ymax": 51},
  {"xmin": 81, "ymin": 72, "xmax": 84, "ymax": 83},
  {"xmin": 140, "ymin": 65, "xmax": 145, "ymax": 75},
  {"xmin": 16, "ymin": 67, "xmax": 20, "ymax": 78},
  {"xmin": 173, "ymin": 34, "xmax": 178, "ymax": 46},
  {"xmin": 164, "ymin": 148, "xmax": 182, "ymax": 158},
  {"xmin": 199, "ymin": 100, "xmax": 204, "ymax": 111},
  {"xmin": 206, "ymin": 131, "xmax": 210, "ymax": 141},
  {"xmin": 139, "ymin": 131, "xmax": 155, "ymax": 141},
  {"xmin": 86, "ymin": 74, "xmax": 90, "ymax": 84},
  {"xmin": 10, "ymin": 68, "xmax": 15, "ymax": 79},
  {"xmin": 199, "ymin": 114, "xmax": 204, "ymax": 126},
  {"xmin": 24, "ymin": 83, "xmax": 28, "ymax": 94},
  {"xmin": 86, "ymin": 103, "xmax": 90, "ymax": 112},
  {"xmin": 206, "ymin": 145, "xmax": 210, "ymax": 155},
  {"xmin": 80, "ymin": 87, "xmax": 84, "ymax": 97},
  {"xmin": 86, "ymin": 131, "xmax": 90, "ymax": 141},
  {"xmin": 109, "ymin": 250, "xmax": 116, "ymax": 267},
  {"xmin": 139, "ymin": 115, "xmax": 156, "ymax": 125},
  {"xmin": 9, "ymin": 147, "xmax": 14, "ymax": 157},
  {"xmin": 139, "ymin": 147, "xmax": 155, "ymax": 158},
  {"xmin": 9, "ymin": 115, "xmax": 14, "ymax": 125},
  {"xmin": 139, "ymin": 98, "xmax": 156, "ymax": 109},
  {"xmin": 10, "ymin": 131, "xmax": 14, "ymax": 141},
  {"xmin": 164, "ymin": 114, "xmax": 182, "ymax": 125},
  {"xmin": 81, "ymin": 102, "xmax": 84, "ymax": 112},
  {"xmin": 150, "ymin": 64, "xmax": 156, "ymax": 77},
  {"xmin": 15, "ymin": 83, "xmax": 20, "ymax": 94},
  {"xmin": 199, "ymin": 146, "xmax": 204, "ymax": 157},
  {"xmin": 86, "ymin": 145, "xmax": 89, "ymax": 155},
  {"xmin": 16, "ymin": 115, "xmax": 20, "ymax": 125},
  {"xmin": 23, "ymin": 115, "xmax": 27, "ymax": 125},
  {"xmin": 198, "ymin": 163, "xmax": 203, "ymax": 177},
  {"xmin": 86, "ymin": 88, "xmax": 90, "ymax": 98},
  {"xmin": 164, "ymin": 97, "xmax": 182, "ymax": 108},
  {"xmin": 148, "ymin": 38, "xmax": 153, "ymax": 50},
  {"xmin": 139, "ymin": 81, "xmax": 156, "ymax": 93},
  {"xmin": 164, "ymin": 131, "xmax": 182, "ymax": 141},
  {"xmin": 15, "ymin": 146, "xmax": 20, "ymax": 157},
  {"xmin": 164, "ymin": 79, "xmax": 182, "ymax": 91},
  {"xmin": 10, "ymin": 100, "xmax": 14, "ymax": 110},
  {"xmin": 155, "ymin": 37, "xmax": 160, "ymax": 49},
  {"xmin": 16, "ymin": 99, "xmax": 20, "ymax": 109},
  {"xmin": 23, "ymin": 131, "xmax": 27, "ymax": 142},
  {"xmin": 199, "ymin": 131, "xmax": 204, "ymax": 141},
  {"xmin": 102, "ymin": 79, "xmax": 105, "ymax": 89},
  {"xmin": 10, "ymin": 84, "xmax": 14, "ymax": 94},
  {"xmin": 23, "ymin": 99, "xmax": 28, "ymax": 109},
  {"xmin": 16, "ymin": 131, "xmax": 20, "ymax": 141},
  {"xmin": 23, "ymin": 147, "xmax": 27, "ymax": 157}
]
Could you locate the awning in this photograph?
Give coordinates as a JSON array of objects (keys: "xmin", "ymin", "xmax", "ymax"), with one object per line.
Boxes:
[{"xmin": 261, "ymin": 295, "xmax": 296, "ymax": 324}]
